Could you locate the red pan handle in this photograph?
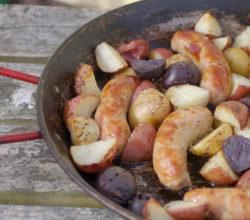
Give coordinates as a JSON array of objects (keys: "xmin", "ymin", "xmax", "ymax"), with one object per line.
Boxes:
[
  {"xmin": 0, "ymin": 67, "xmax": 39, "ymax": 84},
  {"xmin": 0, "ymin": 67, "xmax": 42, "ymax": 144}
]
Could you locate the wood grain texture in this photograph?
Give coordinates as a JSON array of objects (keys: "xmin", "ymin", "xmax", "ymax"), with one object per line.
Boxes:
[
  {"xmin": 0, "ymin": 205, "xmax": 123, "ymax": 220},
  {"xmin": 0, "ymin": 5, "xmax": 105, "ymax": 57},
  {"xmin": 0, "ymin": 5, "xmax": 125, "ymax": 219}
]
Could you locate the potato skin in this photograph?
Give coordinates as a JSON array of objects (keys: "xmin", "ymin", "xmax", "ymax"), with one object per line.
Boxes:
[
  {"xmin": 121, "ymin": 123, "xmax": 157, "ymax": 162},
  {"xmin": 132, "ymin": 80, "xmax": 156, "ymax": 101},
  {"xmin": 129, "ymin": 88, "xmax": 171, "ymax": 129},
  {"xmin": 236, "ymin": 170, "xmax": 250, "ymax": 188}
]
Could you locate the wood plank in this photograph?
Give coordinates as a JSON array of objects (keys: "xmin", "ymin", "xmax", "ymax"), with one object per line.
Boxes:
[
  {"xmin": 0, "ymin": 5, "xmax": 105, "ymax": 57},
  {"xmin": 0, "ymin": 191, "xmax": 102, "ymax": 208},
  {"xmin": 0, "ymin": 63, "xmax": 43, "ymax": 135},
  {"xmin": 0, "ymin": 205, "xmax": 123, "ymax": 220},
  {"xmin": 0, "ymin": 139, "xmax": 82, "ymax": 192}
]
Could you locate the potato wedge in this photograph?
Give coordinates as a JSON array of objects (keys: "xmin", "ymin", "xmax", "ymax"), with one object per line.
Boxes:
[
  {"xmin": 189, "ymin": 123, "xmax": 233, "ymax": 157},
  {"xmin": 121, "ymin": 123, "xmax": 156, "ymax": 162},
  {"xmin": 236, "ymin": 170, "xmax": 250, "ymax": 188},
  {"xmin": 64, "ymin": 95, "xmax": 99, "ymax": 123},
  {"xmin": 164, "ymin": 200, "xmax": 207, "ymax": 220},
  {"xmin": 234, "ymin": 119, "xmax": 250, "ymax": 139},
  {"xmin": 166, "ymin": 54, "xmax": 190, "ymax": 68},
  {"xmin": 200, "ymin": 151, "xmax": 239, "ymax": 185},
  {"xmin": 230, "ymin": 73, "xmax": 250, "ymax": 100},
  {"xmin": 129, "ymin": 88, "xmax": 171, "ymax": 128},
  {"xmin": 224, "ymin": 47, "xmax": 250, "ymax": 78},
  {"xmin": 113, "ymin": 67, "xmax": 137, "ymax": 78},
  {"xmin": 70, "ymin": 138, "xmax": 116, "ymax": 173},
  {"xmin": 166, "ymin": 85, "xmax": 209, "ymax": 109},
  {"xmin": 74, "ymin": 64, "xmax": 101, "ymax": 96},
  {"xmin": 143, "ymin": 198, "xmax": 174, "ymax": 220},
  {"xmin": 212, "ymin": 36, "xmax": 231, "ymax": 51},
  {"xmin": 95, "ymin": 42, "xmax": 127, "ymax": 73},
  {"xmin": 194, "ymin": 12, "xmax": 222, "ymax": 37},
  {"xmin": 67, "ymin": 116, "xmax": 100, "ymax": 145},
  {"xmin": 214, "ymin": 100, "xmax": 249, "ymax": 129},
  {"xmin": 132, "ymin": 80, "xmax": 156, "ymax": 101},
  {"xmin": 233, "ymin": 26, "xmax": 250, "ymax": 54},
  {"xmin": 149, "ymin": 48, "xmax": 173, "ymax": 60}
]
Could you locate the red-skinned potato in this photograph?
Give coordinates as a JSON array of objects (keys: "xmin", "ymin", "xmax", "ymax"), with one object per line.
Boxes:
[
  {"xmin": 70, "ymin": 138, "xmax": 116, "ymax": 173},
  {"xmin": 149, "ymin": 48, "xmax": 174, "ymax": 60},
  {"xmin": 132, "ymin": 80, "xmax": 156, "ymax": 101},
  {"xmin": 74, "ymin": 64, "xmax": 101, "ymax": 96},
  {"xmin": 230, "ymin": 74, "xmax": 250, "ymax": 100},
  {"xmin": 200, "ymin": 151, "xmax": 239, "ymax": 185},
  {"xmin": 121, "ymin": 123, "xmax": 157, "ymax": 162},
  {"xmin": 236, "ymin": 170, "xmax": 250, "ymax": 188},
  {"xmin": 214, "ymin": 100, "xmax": 249, "ymax": 129},
  {"xmin": 64, "ymin": 95, "xmax": 99, "ymax": 123},
  {"xmin": 234, "ymin": 119, "xmax": 250, "ymax": 139},
  {"xmin": 95, "ymin": 42, "xmax": 128, "ymax": 73},
  {"xmin": 117, "ymin": 39, "xmax": 149, "ymax": 62},
  {"xmin": 164, "ymin": 200, "xmax": 207, "ymax": 220},
  {"xmin": 143, "ymin": 198, "xmax": 174, "ymax": 220}
]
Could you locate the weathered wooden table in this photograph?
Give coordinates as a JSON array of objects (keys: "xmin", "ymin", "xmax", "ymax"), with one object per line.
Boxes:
[{"xmin": 0, "ymin": 4, "xmax": 123, "ymax": 219}]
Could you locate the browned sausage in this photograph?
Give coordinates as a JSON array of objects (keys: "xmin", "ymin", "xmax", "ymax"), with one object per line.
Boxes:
[
  {"xmin": 171, "ymin": 31, "xmax": 231, "ymax": 105},
  {"xmin": 95, "ymin": 75, "xmax": 140, "ymax": 156},
  {"xmin": 153, "ymin": 107, "xmax": 212, "ymax": 190},
  {"xmin": 184, "ymin": 188, "xmax": 250, "ymax": 220}
]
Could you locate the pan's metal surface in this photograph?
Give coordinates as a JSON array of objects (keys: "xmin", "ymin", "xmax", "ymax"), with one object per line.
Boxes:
[{"xmin": 36, "ymin": 0, "xmax": 249, "ymax": 219}]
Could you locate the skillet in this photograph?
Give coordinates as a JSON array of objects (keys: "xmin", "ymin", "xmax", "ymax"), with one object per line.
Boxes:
[{"xmin": 1, "ymin": 0, "xmax": 249, "ymax": 219}]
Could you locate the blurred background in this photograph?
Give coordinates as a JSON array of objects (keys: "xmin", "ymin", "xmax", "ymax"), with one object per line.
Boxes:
[{"xmin": 0, "ymin": 0, "xmax": 142, "ymax": 9}]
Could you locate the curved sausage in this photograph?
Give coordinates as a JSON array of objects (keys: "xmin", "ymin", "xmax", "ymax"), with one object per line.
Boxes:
[
  {"xmin": 184, "ymin": 188, "xmax": 250, "ymax": 220},
  {"xmin": 171, "ymin": 31, "xmax": 231, "ymax": 105},
  {"xmin": 95, "ymin": 75, "xmax": 140, "ymax": 156},
  {"xmin": 153, "ymin": 107, "xmax": 212, "ymax": 190}
]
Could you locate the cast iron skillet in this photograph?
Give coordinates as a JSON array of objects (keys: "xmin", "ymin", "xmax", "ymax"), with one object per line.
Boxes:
[{"xmin": 36, "ymin": 0, "xmax": 249, "ymax": 219}]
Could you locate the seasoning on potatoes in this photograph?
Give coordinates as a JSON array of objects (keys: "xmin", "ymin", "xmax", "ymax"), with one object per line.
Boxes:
[
  {"xmin": 118, "ymin": 39, "xmax": 149, "ymax": 62},
  {"xmin": 223, "ymin": 47, "xmax": 250, "ymax": 78},
  {"xmin": 166, "ymin": 84, "xmax": 209, "ymax": 109},
  {"xmin": 223, "ymin": 135, "xmax": 250, "ymax": 173},
  {"xmin": 132, "ymin": 80, "xmax": 156, "ymax": 101},
  {"xmin": 200, "ymin": 151, "xmax": 239, "ymax": 185},
  {"xmin": 95, "ymin": 166, "xmax": 137, "ymax": 205},
  {"xmin": 189, "ymin": 123, "xmax": 233, "ymax": 157},
  {"xmin": 121, "ymin": 123, "xmax": 157, "ymax": 162},
  {"xmin": 67, "ymin": 116, "xmax": 100, "ymax": 145},
  {"xmin": 131, "ymin": 59, "xmax": 166, "ymax": 81},
  {"xmin": 74, "ymin": 64, "xmax": 101, "ymax": 96},
  {"xmin": 128, "ymin": 88, "xmax": 171, "ymax": 129},
  {"xmin": 162, "ymin": 62, "xmax": 201, "ymax": 89}
]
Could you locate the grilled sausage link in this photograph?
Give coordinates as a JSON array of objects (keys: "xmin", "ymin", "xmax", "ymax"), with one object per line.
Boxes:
[
  {"xmin": 184, "ymin": 188, "xmax": 250, "ymax": 220},
  {"xmin": 95, "ymin": 75, "xmax": 139, "ymax": 156},
  {"xmin": 171, "ymin": 31, "xmax": 231, "ymax": 105},
  {"xmin": 153, "ymin": 107, "xmax": 212, "ymax": 190}
]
